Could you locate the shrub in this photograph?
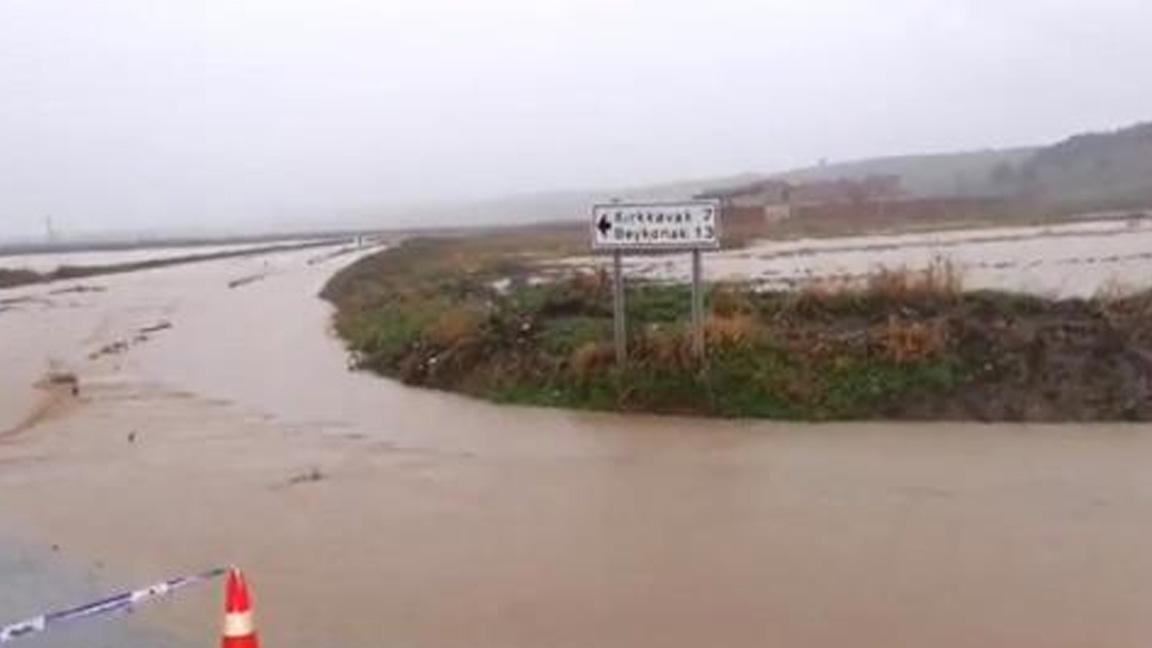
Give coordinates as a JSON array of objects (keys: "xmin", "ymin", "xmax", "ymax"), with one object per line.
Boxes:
[
  {"xmin": 570, "ymin": 341, "xmax": 616, "ymax": 383},
  {"xmin": 865, "ymin": 257, "xmax": 963, "ymax": 301},
  {"xmin": 426, "ymin": 304, "xmax": 488, "ymax": 347},
  {"xmin": 874, "ymin": 315, "xmax": 950, "ymax": 363},
  {"xmin": 540, "ymin": 317, "xmax": 612, "ymax": 356},
  {"xmin": 710, "ymin": 283, "xmax": 757, "ymax": 317},
  {"xmin": 705, "ymin": 314, "xmax": 763, "ymax": 348},
  {"xmin": 635, "ymin": 329, "xmax": 694, "ymax": 370}
]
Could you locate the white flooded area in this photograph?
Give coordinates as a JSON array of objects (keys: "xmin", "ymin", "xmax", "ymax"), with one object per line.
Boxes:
[
  {"xmin": 2, "ymin": 232, "xmax": 1152, "ymax": 647},
  {"xmin": 0, "ymin": 238, "xmax": 326, "ymax": 274},
  {"xmin": 568, "ymin": 217, "xmax": 1152, "ymax": 298}
]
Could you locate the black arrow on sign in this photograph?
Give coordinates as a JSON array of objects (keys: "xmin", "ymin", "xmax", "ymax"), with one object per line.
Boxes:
[{"xmin": 596, "ymin": 214, "xmax": 612, "ymax": 236}]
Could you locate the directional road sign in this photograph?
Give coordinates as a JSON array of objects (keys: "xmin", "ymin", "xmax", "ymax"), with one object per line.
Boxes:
[{"xmin": 591, "ymin": 201, "xmax": 721, "ymax": 252}]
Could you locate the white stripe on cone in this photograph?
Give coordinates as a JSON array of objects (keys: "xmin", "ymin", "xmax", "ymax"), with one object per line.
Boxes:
[{"xmin": 223, "ymin": 611, "xmax": 255, "ymax": 638}]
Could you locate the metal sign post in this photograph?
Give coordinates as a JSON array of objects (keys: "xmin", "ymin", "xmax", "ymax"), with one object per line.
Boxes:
[
  {"xmin": 591, "ymin": 200, "xmax": 720, "ymax": 367},
  {"xmin": 691, "ymin": 248, "xmax": 704, "ymax": 358},
  {"xmin": 613, "ymin": 249, "xmax": 627, "ymax": 365}
]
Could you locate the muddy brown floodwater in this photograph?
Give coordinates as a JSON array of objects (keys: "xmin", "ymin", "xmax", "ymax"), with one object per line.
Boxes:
[{"xmin": 3, "ymin": 245, "xmax": 1152, "ymax": 647}]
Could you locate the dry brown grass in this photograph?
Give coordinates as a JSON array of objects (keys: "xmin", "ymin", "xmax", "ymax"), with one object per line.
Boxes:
[
  {"xmin": 1094, "ymin": 281, "xmax": 1152, "ymax": 329},
  {"xmin": 795, "ymin": 274, "xmax": 858, "ymax": 300},
  {"xmin": 711, "ymin": 283, "xmax": 758, "ymax": 317},
  {"xmin": 568, "ymin": 269, "xmax": 611, "ymax": 302},
  {"xmin": 874, "ymin": 315, "xmax": 950, "ymax": 363},
  {"xmin": 570, "ymin": 341, "xmax": 616, "ymax": 381},
  {"xmin": 439, "ymin": 227, "xmax": 587, "ymax": 273},
  {"xmin": 865, "ymin": 258, "xmax": 963, "ymax": 301},
  {"xmin": 1094, "ymin": 278, "xmax": 1139, "ymax": 304},
  {"xmin": 705, "ymin": 314, "xmax": 764, "ymax": 347},
  {"xmin": 789, "ymin": 258, "xmax": 964, "ymax": 305},
  {"xmin": 426, "ymin": 305, "xmax": 487, "ymax": 346},
  {"xmin": 641, "ymin": 330, "xmax": 694, "ymax": 367}
]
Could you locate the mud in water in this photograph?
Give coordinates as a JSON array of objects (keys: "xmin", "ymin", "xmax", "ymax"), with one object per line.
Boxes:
[
  {"xmin": 3, "ymin": 245, "xmax": 1152, "ymax": 647},
  {"xmin": 0, "ymin": 382, "xmax": 76, "ymax": 442}
]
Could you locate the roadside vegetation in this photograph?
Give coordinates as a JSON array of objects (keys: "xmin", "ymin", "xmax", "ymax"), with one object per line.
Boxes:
[{"xmin": 323, "ymin": 230, "xmax": 1152, "ymax": 421}]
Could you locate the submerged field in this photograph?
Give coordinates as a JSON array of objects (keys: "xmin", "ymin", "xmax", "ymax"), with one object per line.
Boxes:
[
  {"xmin": 323, "ymin": 227, "xmax": 1152, "ymax": 421},
  {"xmin": 0, "ymin": 238, "xmax": 350, "ymax": 289},
  {"xmin": 571, "ymin": 215, "xmax": 1152, "ymax": 298}
]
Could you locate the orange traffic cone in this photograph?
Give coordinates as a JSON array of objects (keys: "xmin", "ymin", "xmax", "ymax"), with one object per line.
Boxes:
[{"xmin": 221, "ymin": 568, "xmax": 260, "ymax": 648}]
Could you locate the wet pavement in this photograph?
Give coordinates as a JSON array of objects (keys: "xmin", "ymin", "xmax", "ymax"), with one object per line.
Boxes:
[{"xmin": 0, "ymin": 541, "xmax": 200, "ymax": 648}]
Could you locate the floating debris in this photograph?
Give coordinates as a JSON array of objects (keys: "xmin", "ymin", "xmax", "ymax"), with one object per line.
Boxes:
[
  {"xmin": 286, "ymin": 466, "xmax": 325, "ymax": 487},
  {"xmin": 228, "ymin": 274, "xmax": 267, "ymax": 289},
  {"xmin": 49, "ymin": 285, "xmax": 107, "ymax": 295},
  {"xmin": 139, "ymin": 321, "xmax": 173, "ymax": 334},
  {"xmin": 89, "ymin": 340, "xmax": 129, "ymax": 359}
]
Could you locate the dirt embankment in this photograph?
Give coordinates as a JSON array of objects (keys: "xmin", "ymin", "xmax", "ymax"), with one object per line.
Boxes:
[{"xmin": 323, "ymin": 233, "xmax": 1152, "ymax": 421}]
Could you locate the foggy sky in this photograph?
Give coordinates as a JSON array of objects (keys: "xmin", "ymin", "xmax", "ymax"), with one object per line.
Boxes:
[{"xmin": 2, "ymin": 0, "xmax": 1151, "ymax": 239}]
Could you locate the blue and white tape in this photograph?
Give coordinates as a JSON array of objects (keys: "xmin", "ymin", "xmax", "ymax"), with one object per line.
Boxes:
[{"xmin": 0, "ymin": 566, "xmax": 226, "ymax": 644}]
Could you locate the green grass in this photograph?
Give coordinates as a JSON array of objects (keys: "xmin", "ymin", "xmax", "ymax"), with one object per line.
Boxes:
[
  {"xmin": 323, "ymin": 233, "xmax": 1152, "ymax": 421},
  {"xmin": 538, "ymin": 317, "xmax": 613, "ymax": 356}
]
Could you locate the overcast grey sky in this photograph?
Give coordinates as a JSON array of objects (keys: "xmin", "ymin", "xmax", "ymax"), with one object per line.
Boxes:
[{"xmin": 2, "ymin": 0, "xmax": 1151, "ymax": 239}]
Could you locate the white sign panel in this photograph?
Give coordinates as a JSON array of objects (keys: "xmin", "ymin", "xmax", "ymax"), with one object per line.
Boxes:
[{"xmin": 592, "ymin": 201, "xmax": 721, "ymax": 251}]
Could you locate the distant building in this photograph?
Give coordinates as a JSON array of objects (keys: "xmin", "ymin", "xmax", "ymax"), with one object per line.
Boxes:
[
  {"xmin": 789, "ymin": 175, "xmax": 903, "ymax": 206},
  {"xmin": 695, "ymin": 180, "xmax": 794, "ymax": 224},
  {"xmin": 695, "ymin": 175, "xmax": 905, "ymax": 227}
]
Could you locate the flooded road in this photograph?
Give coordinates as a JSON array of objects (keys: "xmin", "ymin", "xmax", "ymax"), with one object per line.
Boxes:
[{"xmin": 3, "ymin": 245, "xmax": 1152, "ymax": 647}]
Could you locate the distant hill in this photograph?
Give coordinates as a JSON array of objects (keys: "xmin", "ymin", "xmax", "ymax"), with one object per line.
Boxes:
[
  {"xmin": 371, "ymin": 120, "xmax": 1152, "ymax": 228},
  {"xmin": 773, "ymin": 122, "xmax": 1152, "ymax": 209},
  {"xmin": 401, "ymin": 152, "xmax": 1034, "ymax": 226},
  {"xmin": 1007, "ymin": 121, "xmax": 1152, "ymax": 208},
  {"xmin": 412, "ymin": 149, "xmax": 1039, "ymax": 225},
  {"xmin": 772, "ymin": 149, "xmax": 1036, "ymax": 198}
]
